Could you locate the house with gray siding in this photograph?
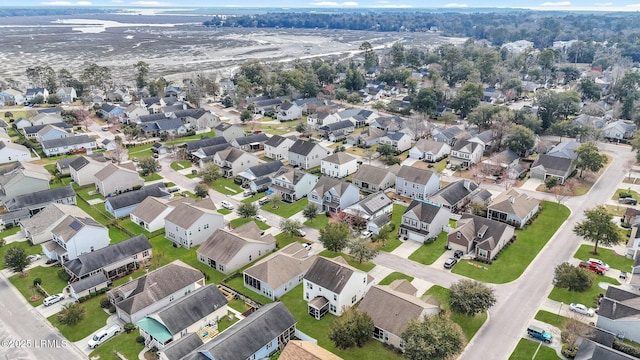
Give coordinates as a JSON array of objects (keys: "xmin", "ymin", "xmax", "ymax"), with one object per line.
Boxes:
[
  {"xmin": 69, "ymin": 155, "xmax": 109, "ymax": 186},
  {"xmin": 42, "ymin": 135, "xmax": 97, "ymax": 157},
  {"xmin": 270, "ymin": 166, "xmax": 318, "ymax": 203},
  {"xmin": 5, "ymin": 185, "xmax": 75, "ymax": 215},
  {"xmin": 105, "ymin": 183, "xmax": 170, "ymax": 218},
  {"xmin": 308, "ymin": 176, "xmax": 360, "ymax": 214},
  {"xmin": 399, "ymin": 200, "xmax": 451, "ymax": 243},
  {"xmin": 395, "ymin": 165, "xmax": 440, "ymax": 200},
  {"xmin": 596, "ymin": 286, "xmax": 640, "ymax": 343},
  {"xmin": 0, "ymin": 162, "xmax": 50, "ymax": 203},
  {"xmin": 211, "ymin": 147, "xmax": 260, "ymax": 178},
  {"xmin": 20, "ymin": 203, "xmax": 90, "ymax": 245},
  {"xmin": 264, "ymin": 135, "xmax": 296, "ymax": 161},
  {"xmin": 94, "ymin": 164, "xmax": 144, "ymax": 197},
  {"xmin": 41, "ymin": 215, "xmax": 110, "ymax": 262}
]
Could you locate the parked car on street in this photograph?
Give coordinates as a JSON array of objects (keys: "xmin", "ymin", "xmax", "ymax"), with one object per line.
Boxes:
[
  {"xmin": 579, "ymin": 261, "xmax": 606, "ymax": 275},
  {"xmin": 220, "ymin": 200, "xmax": 234, "ymax": 210},
  {"xmin": 569, "ymin": 303, "xmax": 595, "ymax": 317},
  {"xmin": 243, "ymin": 190, "xmax": 253, "ymax": 197},
  {"xmin": 296, "ymin": 229, "xmax": 306, "ymax": 237},
  {"xmin": 444, "ymin": 257, "xmax": 457, "ymax": 269},
  {"xmin": 43, "ymin": 293, "xmax": 65, "ymax": 306}
]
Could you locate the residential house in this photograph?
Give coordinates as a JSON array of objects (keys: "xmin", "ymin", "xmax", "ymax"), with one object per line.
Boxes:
[
  {"xmin": 31, "ymin": 112, "xmax": 64, "ymax": 126},
  {"xmin": 631, "ymin": 253, "xmax": 640, "ymax": 292},
  {"xmin": 137, "ymin": 285, "xmax": 228, "ymax": 350},
  {"xmin": 56, "ymin": 87, "xmax": 77, "ymax": 104},
  {"xmin": 99, "ymin": 103, "xmax": 125, "ymax": 119},
  {"xmin": 63, "ymin": 234, "xmax": 152, "ymax": 282},
  {"xmin": 151, "ymin": 142, "xmax": 169, "ymax": 155},
  {"xmin": 395, "ymin": 165, "xmax": 440, "ymax": 200},
  {"xmin": 264, "ymin": 135, "xmax": 296, "ymax": 161},
  {"xmin": 345, "ymin": 127, "xmax": 384, "ymax": 147},
  {"xmin": 125, "ymin": 105, "xmax": 150, "ymax": 123},
  {"xmin": 252, "ymin": 98, "xmax": 283, "ymax": 115},
  {"xmin": 277, "ymin": 102, "xmax": 303, "ymax": 121},
  {"xmin": 379, "ymin": 132, "xmax": 413, "ymax": 153},
  {"xmin": 243, "ymin": 242, "xmax": 316, "ymax": 300},
  {"xmin": 175, "ymin": 302, "xmax": 296, "ymax": 360},
  {"xmin": 178, "ymin": 109, "xmax": 220, "ymax": 131},
  {"xmin": 105, "ymin": 183, "xmax": 170, "ymax": 218},
  {"xmin": 370, "ymin": 116, "xmax": 406, "ymax": 132},
  {"xmin": 230, "ymin": 133, "xmax": 270, "ymax": 152},
  {"xmin": 141, "ymin": 119, "xmax": 189, "ymax": 138},
  {"xmin": 449, "ymin": 140, "xmax": 484, "ymax": 168},
  {"xmin": 198, "ymin": 222, "xmax": 276, "ymax": 274},
  {"xmin": 626, "ymin": 224, "xmax": 640, "ymax": 260},
  {"xmin": 547, "ymin": 140, "xmax": 580, "ymax": 159},
  {"xmin": 308, "ymin": 176, "xmax": 360, "ymax": 213},
  {"xmin": 481, "ymin": 149, "xmax": 525, "ymax": 179},
  {"xmin": 596, "ymin": 286, "xmax": 640, "ymax": 343},
  {"xmin": 279, "ymin": 340, "xmax": 343, "ymax": 360},
  {"xmin": 603, "ymin": 120, "xmax": 637, "ymax": 142},
  {"xmin": 69, "ymin": 155, "xmax": 109, "ymax": 186},
  {"xmin": 431, "ymin": 125, "xmax": 467, "ymax": 146},
  {"xmin": 136, "ymin": 113, "xmax": 171, "ymax": 125},
  {"xmin": 320, "ymin": 152, "xmax": 358, "ymax": 178},
  {"xmin": 218, "ymin": 80, "xmax": 236, "ymax": 94},
  {"xmin": 107, "ymin": 260, "xmax": 205, "ymax": 323},
  {"xmin": 303, "ymin": 256, "xmax": 372, "ymax": 319},
  {"xmin": 181, "ymin": 136, "xmax": 228, "ymax": 154},
  {"xmin": 530, "ymin": 154, "xmax": 576, "ymax": 184},
  {"xmin": 0, "ymin": 162, "xmax": 50, "ymax": 203},
  {"xmin": 94, "ymin": 164, "xmax": 144, "ymax": 197},
  {"xmin": 130, "ymin": 197, "xmax": 193, "ymax": 233},
  {"xmin": 294, "ymin": 97, "xmax": 334, "ymax": 115},
  {"xmin": 5, "ymin": 185, "xmax": 75, "ymax": 215},
  {"xmin": 25, "ymin": 88, "xmax": 49, "ymax": 103},
  {"xmin": 307, "ymin": 111, "xmax": 339, "ymax": 129},
  {"xmin": 318, "ymin": 120, "xmax": 355, "ymax": 141},
  {"xmin": 13, "ymin": 118, "xmax": 33, "ymax": 130},
  {"xmin": 358, "ymin": 282, "xmax": 440, "ymax": 349},
  {"xmin": 192, "ymin": 144, "xmax": 232, "ymax": 166},
  {"xmin": 213, "ymin": 123, "xmax": 245, "ymax": 142},
  {"xmin": 573, "ymin": 338, "xmax": 637, "ymax": 360},
  {"xmin": 0, "ymin": 89, "xmax": 24, "ymax": 106},
  {"xmin": 36, "ymin": 124, "xmax": 69, "ymax": 143},
  {"xmin": 22, "ymin": 122, "xmax": 71, "ymax": 139},
  {"xmin": 574, "ymin": 114, "xmax": 606, "ymax": 130},
  {"xmin": 56, "ymin": 156, "xmax": 80, "ymax": 175},
  {"xmin": 352, "ymin": 164, "xmax": 399, "ymax": 193},
  {"xmin": 409, "ymin": 139, "xmax": 451, "ymax": 162},
  {"xmin": 236, "ymin": 160, "xmax": 283, "ymax": 194},
  {"xmin": 0, "ymin": 142, "xmax": 31, "ymax": 164},
  {"xmin": 211, "ymin": 147, "xmax": 260, "ymax": 178},
  {"xmin": 468, "ymin": 129, "xmax": 494, "ymax": 151},
  {"xmin": 337, "ymin": 108, "xmax": 377, "ymax": 128},
  {"xmin": 487, "ymin": 189, "xmax": 540, "ymax": 229},
  {"xmin": 41, "ymin": 215, "xmax": 110, "ymax": 262},
  {"xmin": 164, "ymin": 198, "xmax": 225, "ymax": 248},
  {"xmin": 447, "ymin": 214, "xmax": 515, "ymax": 261},
  {"xmin": 343, "ymin": 191, "xmax": 393, "ymax": 234},
  {"xmin": 288, "ymin": 140, "xmax": 330, "ymax": 170},
  {"xmin": 270, "ymin": 166, "xmax": 319, "ymax": 203},
  {"xmin": 68, "ymin": 272, "xmax": 110, "ymax": 300},
  {"xmin": 42, "ymin": 135, "xmax": 98, "ymax": 157},
  {"xmin": 399, "ymin": 200, "xmax": 451, "ymax": 243},
  {"xmin": 158, "ymin": 333, "xmax": 203, "ymax": 360},
  {"xmin": 428, "ymin": 180, "xmax": 480, "ymax": 213},
  {"xmin": 20, "ymin": 203, "xmax": 89, "ymax": 245}
]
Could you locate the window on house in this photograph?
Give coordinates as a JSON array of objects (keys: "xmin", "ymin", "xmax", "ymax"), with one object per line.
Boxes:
[
  {"xmin": 352, "ymin": 295, "xmax": 356, "ymax": 303},
  {"xmin": 169, "ymin": 295, "xmax": 174, "ymax": 301},
  {"xmin": 333, "ymin": 294, "xmax": 337, "ymax": 301},
  {"xmin": 143, "ymin": 250, "xmax": 149, "ymax": 257},
  {"xmin": 307, "ymin": 282, "xmax": 313, "ymax": 289},
  {"xmin": 330, "ymin": 304, "xmax": 337, "ymax": 313}
]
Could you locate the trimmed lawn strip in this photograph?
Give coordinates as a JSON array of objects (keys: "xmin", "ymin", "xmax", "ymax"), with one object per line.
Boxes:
[
  {"xmin": 508, "ymin": 339, "xmax": 561, "ymax": 360},
  {"xmin": 217, "ymin": 208, "xmax": 232, "ymax": 215},
  {"xmin": 534, "ymin": 310, "xmax": 571, "ymax": 329},
  {"xmin": 76, "ymin": 186, "xmax": 104, "ymax": 201},
  {"xmin": 274, "ymin": 233, "xmax": 304, "ymax": 249},
  {"xmin": 228, "ymin": 299, "xmax": 249, "ymax": 313},
  {"xmin": 109, "ymin": 227, "xmax": 133, "ymax": 244},
  {"xmin": 380, "ymin": 237, "xmax": 402, "ymax": 252},
  {"xmin": 217, "ymin": 311, "xmax": 239, "ymax": 331},
  {"xmin": 88, "ymin": 330, "xmax": 144, "ymax": 360},
  {"xmin": 9, "ymin": 265, "xmax": 68, "ymax": 306},
  {"xmin": 76, "ymin": 198, "xmax": 112, "ymax": 226},
  {"xmin": 170, "ymin": 160, "xmax": 192, "ymax": 171},
  {"xmin": 452, "ymin": 201, "xmax": 570, "ymax": 283},
  {"xmin": 229, "ymin": 217, "xmax": 271, "ymax": 231},
  {"xmin": 279, "ymin": 284, "xmax": 403, "ymax": 360},
  {"xmin": 378, "ymin": 272, "xmax": 413, "ymax": 285},
  {"xmin": 211, "ymin": 178, "xmax": 242, "ymax": 195},
  {"xmin": 48, "ymin": 295, "xmax": 110, "ymax": 342},
  {"xmin": 380, "ymin": 204, "xmax": 407, "ymax": 253},
  {"xmin": 116, "ymin": 218, "xmax": 151, "ymax": 237},
  {"xmin": 548, "ymin": 277, "xmax": 619, "ymax": 307},
  {"xmin": 262, "ymin": 198, "xmax": 308, "ymax": 218},
  {"xmin": 0, "ymin": 240, "xmax": 41, "ymax": 270},
  {"xmin": 0, "ymin": 226, "xmax": 21, "ymax": 239},
  {"xmin": 573, "ymin": 244, "xmax": 633, "ymax": 272},
  {"xmin": 408, "ymin": 232, "xmax": 448, "ymax": 265},
  {"xmin": 241, "ymin": 192, "xmax": 267, "ymax": 204},
  {"xmin": 612, "ymin": 188, "xmax": 640, "ymax": 201},
  {"xmin": 423, "ymin": 285, "xmax": 486, "ymax": 342},
  {"xmin": 304, "ymin": 214, "xmax": 329, "ymax": 230},
  {"xmin": 142, "ymin": 173, "xmax": 163, "ymax": 182},
  {"xmin": 318, "ymin": 250, "xmax": 376, "ymax": 272}
]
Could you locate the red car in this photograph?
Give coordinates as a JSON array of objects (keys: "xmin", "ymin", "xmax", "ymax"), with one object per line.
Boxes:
[{"xmin": 579, "ymin": 261, "xmax": 605, "ymax": 275}]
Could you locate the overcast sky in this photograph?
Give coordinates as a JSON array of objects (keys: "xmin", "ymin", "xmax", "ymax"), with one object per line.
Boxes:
[{"xmin": 0, "ymin": 0, "xmax": 635, "ymax": 11}]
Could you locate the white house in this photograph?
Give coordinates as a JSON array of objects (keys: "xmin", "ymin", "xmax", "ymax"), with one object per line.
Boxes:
[
  {"xmin": 20, "ymin": 203, "xmax": 91, "ymax": 245},
  {"xmin": 449, "ymin": 140, "xmax": 484, "ymax": 168},
  {"xmin": 379, "ymin": 132, "xmax": 412, "ymax": 153},
  {"xmin": 343, "ymin": 191, "xmax": 394, "ymax": 234},
  {"xmin": 308, "ymin": 176, "xmax": 360, "ymax": 213},
  {"xmin": 270, "ymin": 166, "xmax": 319, "ymax": 203},
  {"xmin": 303, "ymin": 256, "xmax": 372, "ymax": 319},
  {"xmin": 42, "ymin": 135, "xmax": 98, "ymax": 157},
  {"xmin": 399, "ymin": 200, "xmax": 451, "ymax": 243},
  {"xmin": 69, "ymin": 155, "xmax": 108, "ymax": 186},
  {"xmin": 288, "ymin": 140, "xmax": 330, "ymax": 170},
  {"xmin": 307, "ymin": 111, "xmax": 339, "ymax": 129},
  {"xmin": 41, "ymin": 215, "xmax": 110, "ymax": 262},
  {"xmin": 320, "ymin": 152, "xmax": 358, "ymax": 178},
  {"xmin": 395, "ymin": 165, "xmax": 440, "ymax": 200},
  {"xmin": 130, "ymin": 197, "xmax": 191, "ymax": 233},
  {"xmin": 94, "ymin": 164, "xmax": 144, "ymax": 197},
  {"xmin": 409, "ymin": 139, "xmax": 451, "ymax": 162},
  {"xmin": 276, "ymin": 102, "xmax": 303, "ymax": 121},
  {"xmin": 213, "ymin": 123, "xmax": 245, "ymax": 142},
  {"xmin": 264, "ymin": 135, "xmax": 296, "ymax": 161},
  {"xmin": 0, "ymin": 142, "xmax": 31, "ymax": 164},
  {"xmin": 164, "ymin": 199, "xmax": 225, "ymax": 249},
  {"xmin": 56, "ymin": 87, "xmax": 77, "ymax": 104}
]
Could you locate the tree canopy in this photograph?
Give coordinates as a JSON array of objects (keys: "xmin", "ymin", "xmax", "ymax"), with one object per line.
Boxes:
[
  {"xmin": 319, "ymin": 222, "xmax": 350, "ymax": 252},
  {"xmin": 574, "ymin": 142, "xmax": 607, "ymax": 177},
  {"xmin": 401, "ymin": 314, "xmax": 466, "ymax": 360},
  {"xmin": 573, "ymin": 205, "xmax": 621, "ymax": 254},
  {"xmin": 449, "ymin": 280, "xmax": 497, "ymax": 316}
]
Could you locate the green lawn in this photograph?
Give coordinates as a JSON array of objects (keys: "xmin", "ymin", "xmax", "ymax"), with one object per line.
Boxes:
[
  {"xmin": 142, "ymin": 173, "xmax": 163, "ymax": 182},
  {"xmin": 262, "ymin": 198, "xmax": 308, "ymax": 218},
  {"xmin": 408, "ymin": 232, "xmax": 448, "ymax": 265},
  {"xmin": 88, "ymin": 329, "xmax": 144, "ymax": 360},
  {"xmin": 75, "ymin": 186, "xmax": 104, "ymax": 201},
  {"xmin": 166, "ymin": 131, "xmax": 216, "ymax": 145},
  {"xmin": 217, "ymin": 311, "xmax": 239, "ymax": 331},
  {"xmin": 49, "ymin": 295, "xmax": 111, "ymax": 341},
  {"xmin": 573, "ymin": 244, "xmax": 633, "ymax": 272},
  {"xmin": 229, "ymin": 217, "xmax": 271, "ymax": 231},
  {"xmin": 109, "ymin": 227, "xmax": 133, "ymax": 244},
  {"xmin": 304, "ymin": 214, "xmax": 329, "ymax": 230},
  {"xmin": 423, "ymin": 285, "xmax": 487, "ymax": 342},
  {"xmin": 170, "ymin": 160, "xmax": 192, "ymax": 171},
  {"xmin": 223, "ymin": 275, "xmax": 274, "ymax": 305},
  {"xmin": 509, "ymin": 339, "xmax": 561, "ymax": 360},
  {"xmin": 228, "ymin": 299, "xmax": 250, "ymax": 313},
  {"xmin": 127, "ymin": 143, "xmax": 154, "ymax": 158},
  {"xmin": 217, "ymin": 208, "xmax": 232, "ymax": 215},
  {"xmin": 452, "ymin": 202, "xmax": 570, "ymax": 283},
  {"xmin": 116, "ymin": 218, "xmax": 149, "ymax": 237},
  {"xmin": 534, "ymin": 310, "xmax": 571, "ymax": 329},
  {"xmin": 0, "ymin": 225, "xmax": 22, "ymax": 239},
  {"xmin": 211, "ymin": 178, "xmax": 242, "ymax": 195},
  {"xmin": 241, "ymin": 192, "xmax": 267, "ymax": 204},
  {"xmin": 76, "ymin": 199, "xmax": 112, "ymax": 226},
  {"xmin": 279, "ymin": 285, "xmax": 404, "ymax": 360},
  {"xmin": 0, "ymin": 240, "xmax": 41, "ymax": 270},
  {"xmin": 548, "ymin": 276, "xmax": 620, "ymax": 307},
  {"xmin": 378, "ymin": 272, "xmax": 413, "ymax": 285},
  {"xmin": 612, "ymin": 188, "xmax": 640, "ymax": 201},
  {"xmin": 274, "ymin": 233, "xmax": 303, "ymax": 249},
  {"xmin": 379, "ymin": 204, "xmax": 407, "ymax": 253},
  {"xmin": 9, "ymin": 266, "xmax": 68, "ymax": 306},
  {"xmin": 391, "ymin": 204, "xmax": 407, "ymax": 229},
  {"xmin": 318, "ymin": 250, "xmax": 376, "ymax": 272}
]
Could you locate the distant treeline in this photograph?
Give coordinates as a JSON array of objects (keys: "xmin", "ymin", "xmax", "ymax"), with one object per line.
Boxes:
[
  {"xmin": 0, "ymin": 8, "xmax": 108, "ymax": 17},
  {"xmin": 203, "ymin": 11, "xmax": 640, "ymax": 49}
]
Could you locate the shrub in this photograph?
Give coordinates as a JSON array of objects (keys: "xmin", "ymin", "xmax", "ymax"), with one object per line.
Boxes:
[
  {"xmin": 57, "ymin": 269, "xmax": 71, "ymax": 282},
  {"xmin": 108, "ymin": 305, "xmax": 116, "ymax": 313},
  {"xmin": 33, "ymin": 278, "xmax": 42, "ymax": 286},
  {"xmin": 100, "ymin": 298, "xmax": 111, "ymax": 308},
  {"xmin": 136, "ymin": 336, "xmax": 146, "ymax": 344},
  {"xmin": 561, "ymin": 344, "xmax": 578, "ymax": 359},
  {"xmin": 124, "ymin": 322, "xmax": 136, "ymax": 334},
  {"xmin": 613, "ymin": 340, "xmax": 640, "ymax": 358}
]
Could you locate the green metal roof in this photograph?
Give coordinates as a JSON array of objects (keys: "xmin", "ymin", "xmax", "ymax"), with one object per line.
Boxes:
[{"xmin": 136, "ymin": 317, "xmax": 172, "ymax": 343}]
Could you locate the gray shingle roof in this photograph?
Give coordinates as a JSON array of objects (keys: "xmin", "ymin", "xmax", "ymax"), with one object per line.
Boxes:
[
  {"xmin": 5, "ymin": 185, "xmax": 75, "ymax": 211},
  {"xmin": 397, "ymin": 165, "xmax": 436, "ymax": 185},
  {"xmin": 52, "ymin": 215, "xmax": 103, "ymax": 241},
  {"xmin": 352, "ymin": 164, "xmax": 397, "ymax": 186},
  {"xmin": 70, "ymin": 272, "xmax": 108, "ymax": 294},
  {"xmin": 42, "ymin": 135, "xmax": 96, "ymax": 150},
  {"xmin": 429, "ymin": 180, "xmax": 479, "ymax": 207},
  {"xmin": 319, "ymin": 120, "xmax": 354, "ymax": 132},
  {"xmin": 182, "ymin": 136, "xmax": 228, "ymax": 151},
  {"xmin": 105, "ymin": 183, "xmax": 168, "ymax": 211},
  {"xmin": 160, "ymin": 332, "xmax": 202, "ymax": 360},
  {"xmin": 242, "ymin": 161, "xmax": 283, "ymax": 179},
  {"xmin": 531, "ymin": 154, "xmax": 574, "ymax": 176},
  {"xmin": 234, "ymin": 133, "xmax": 269, "ymax": 146},
  {"xmin": 304, "ymin": 257, "xmax": 357, "ymax": 293},
  {"xmin": 404, "ymin": 200, "xmax": 445, "ymax": 223},
  {"xmin": 23, "ymin": 122, "xmax": 71, "ymax": 135},
  {"xmin": 322, "ymin": 152, "xmax": 356, "ymax": 165},
  {"xmin": 289, "ymin": 139, "xmax": 319, "ymax": 156},
  {"xmin": 138, "ymin": 113, "xmax": 170, "ymax": 123},
  {"xmin": 264, "ymin": 134, "xmax": 291, "ymax": 147},
  {"xmin": 198, "ymin": 223, "xmax": 275, "ymax": 266},
  {"xmin": 155, "ymin": 285, "xmax": 228, "ymax": 335}
]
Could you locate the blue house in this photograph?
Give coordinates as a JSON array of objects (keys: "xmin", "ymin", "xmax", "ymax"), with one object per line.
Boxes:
[
  {"xmin": 104, "ymin": 183, "xmax": 169, "ymax": 218},
  {"xmin": 99, "ymin": 103, "xmax": 125, "ymax": 119}
]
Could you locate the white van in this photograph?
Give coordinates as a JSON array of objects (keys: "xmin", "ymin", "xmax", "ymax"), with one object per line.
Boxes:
[{"xmin": 88, "ymin": 324, "xmax": 121, "ymax": 349}]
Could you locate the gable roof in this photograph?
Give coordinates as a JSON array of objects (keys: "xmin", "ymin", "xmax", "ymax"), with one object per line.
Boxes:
[
  {"xmin": 304, "ymin": 256, "xmax": 361, "ymax": 293},
  {"xmin": 241, "ymin": 160, "xmax": 284, "ymax": 179},
  {"xmin": 42, "ymin": 135, "xmax": 96, "ymax": 150},
  {"xmin": 130, "ymin": 196, "xmax": 189, "ymax": 224},
  {"xmin": 397, "ymin": 165, "xmax": 436, "ymax": 185},
  {"xmin": 183, "ymin": 302, "xmax": 296, "ymax": 360},
  {"xmin": 531, "ymin": 154, "xmax": 574, "ymax": 176},
  {"xmin": 449, "ymin": 213, "xmax": 512, "ymax": 251},
  {"xmin": 233, "ymin": 133, "xmax": 269, "ymax": 146},
  {"xmin": 198, "ymin": 223, "xmax": 276, "ymax": 265},
  {"xmin": 63, "ymin": 235, "xmax": 152, "ymax": 278},
  {"xmin": 413, "ymin": 138, "xmax": 448, "ymax": 153},
  {"xmin": 70, "ymin": 272, "xmax": 108, "ymax": 294},
  {"xmin": 319, "ymin": 120, "xmax": 354, "ymax": 132},
  {"xmin": 51, "ymin": 215, "xmax": 104, "ymax": 241},
  {"xmin": 141, "ymin": 118, "xmax": 185, "ymax": 132},
  {"xmin": 94, "ymin": 163, "xmax": 139, "ymax": 181},
  {"xmin": 105, "ymin": 183, "xmax": 168, "ymax": 211},
  {"xmin": 23, "ymin": 122, "xmax": 71, "ymax": 135},
  {"xmin": 352, "ymin": 164, "xmax": 398, "ymax": 185},
  {"xmin": 484, "ymin": 149, "xmax": 520, "ymax": 165},
  {"xmin": 19, "ymin": 203, "xmax": 89, "ymax": 237},
  {"xmin": 381, "ymin": 131, "xmax": 409, "ymax": 141},
  {"xmin": 279, "ymin": 340, "xmax": 343, "ymax": 360},
  {"xmin": 164, "ymin": 200, "xmax": 218, "ymax": 229},
  {"xmin": 5, "ymin": 185, "xmax": 75, "ymax": 211},
  {"xmin": 182, "ymin": 136, "xmax": 228, "ymax": 151},
  {"xmin": 350, "ymin": 191, "xmax": 393, "ymax": 216},
  {"xmin": 488, "ymin": 189, "xmax": 540, "ymax": 219},
  {"xmin": 0, "ymin": 162, "xmax": 50, "ymax": 186},
  {"xmin": 244, "ymin": 242, "xmax": 316, "ymax": 290},
  {"xmin": 160, "ymin": 332, "xmax": 203, "ymax": 360},
  {"xmin": 214, "ymin": 147, "xmax": 249, "ymax": 163},
  {"xmin": 289, "ymin": 139, "xmax": 326, "ymax": 156},
  {"xmin": 68, "ymin": 154, "xmax": 108, "ymax": 171},
  {"xmin": 403, "ymin": 199, "xmax": 447, "ymax": 223},
  {"xmin": 265, "ymin": 134, "xmax": 295, "ymax": 147},
  {"xmin": 429, "ymin": 180, "xmax": 479, "ymax": 207},
  {"xmin": 452, "ymin": 139, "xmax": 483, "ymax": 153},
  {"xmin": 597, "ymin": 286, "xmax": 640, "ymax": 320},
  {"xmin": 322, "ymin": 152, "xmax": 356, "ymax": 165},
  {"xmin": 272, "ymin": 166, "xmax": 316, "ymax": 186},
  {"xmin": 547, "ymin": 140, "xmax": 580, "ymax": 160},
  {"xmin": 109, "ymin": 260, "xmax": 204, "ymax": 316}
]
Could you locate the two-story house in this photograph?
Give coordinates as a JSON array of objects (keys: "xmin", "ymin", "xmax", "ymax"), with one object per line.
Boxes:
[
  {"xmin": 399, "ymin": 200, "xmax": 451, "ymax": 243},
  {"xmin": 20, "ymin": 203, "xmax": 89, "ymax": 245},
  {"xmin": 307, "ymin": 111, "xmax": 339, "ymax": 129},
  {"xmin": 270, "ymin": 166, "xmax": 318, "ymax": 203},
  {"xmin": 487, "ymin": 189, "xmax": 540, "ymax": 229},
  {"xmin": 428, "ymin": 180, "xmax": 480, "ymax": 213},
  {"xmin": 343, "ymin": 191, "xmax": 394, "ymax": 234},
  {"xmin": 94, "ymin": 163, "xmax": 144, "ymax": 197},
  {"xmin": 230, "ymin": 133, "xmax": 270, "ymax": 152},
  {"xmin": 25, "ymin": 88, "xmax": 49, "ymax": 103},
  {"xmin": 303, "ymin": 256, "xmax": 372, "ymax": 319},
  {"xmin": 0, "ymin": 142, "xmax": 31, "ymax": 165},
  {"xmin": 603, "ymin": 120, "xmax": 637, "ymax": 142},
  {"xmin": 320, "ymin": 152, "xmax": 358, "ymax": 178},
  {"xmin": 277, "ymin": 102, "xmax": 303, "ymax": 121},
  {"xmin": 449, "ymin": 140, "xmax": 484, "ymax": 169},
  {"xmin": 36, "ymin": 124, "xmax": 69, "ymax": 143},
  {"xmin": 130, "ymin": 197, "xmax": 191, "ymax": 233},
  {"xmin": 213, "ymin": 123, "xmax": 245, "ymax": 142},
  {"xmin": 288, "ymin": 140, "xmax": 330, "ymax": 170},
  {"xmin": 596, "ymin": 286, "xmax": 640, "ymax": 343},
  {"xmin": 56, "ymin": 87, "xmax": 77, "ymax": 104},
  {"xmin": 42, "ymin": 135, "xmax": 98, "ymax": 157},
  {"xmin": 236, "ymin": 161, "xmax": 283, "ymax": 194},
  {"xmin": 0, "ymin": 162, "xmax": 50, "ymax": 203},
  {"xmin": 211, "ymin": 147, "xmax": 260, "ymax": 178},
  {"xmin": 107, "ymin": 260, "xmax": 205, "ymax": 323},
  {"xmin": 352, "ymin": 164, "xmax": 399, "ymax": 194},
  {"xmin": 308, "ymin": 176, "xmax": 360, "ymax": 213},
  {"xmin": 264, "ymin": 135, "xmax": 296, "ymax": 161},
  {"xmin": 197, "ymin": 222, "xmax": 276, "ymax": 274},
  {"xmin": 69, "ymin": 155, "xmax": 109, "ymax": 186},
  {"xmin": 4, "ymin": 185, "xmax": 76, "ymax": 215},
  {"xmin": 164, "ymin": 198, "xmax": 225, "ymax": 249},
  {"xmin": 41, "ymin": 215, "xmax": 110, "ymax": 262},
  {"xmin": 379, "ymin": 132, "xmax": 412, "ymax": 153},
  {"xmin": 395, "ymin": 165, "xmax": 440, "ymax": 200},
  {"xmin": 447, "ymin": 214, "xmax": 515, "ymax": 261},
  {"xmin": 409, "ymin": 138, "xmax": 451, "ymax": 162}
]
